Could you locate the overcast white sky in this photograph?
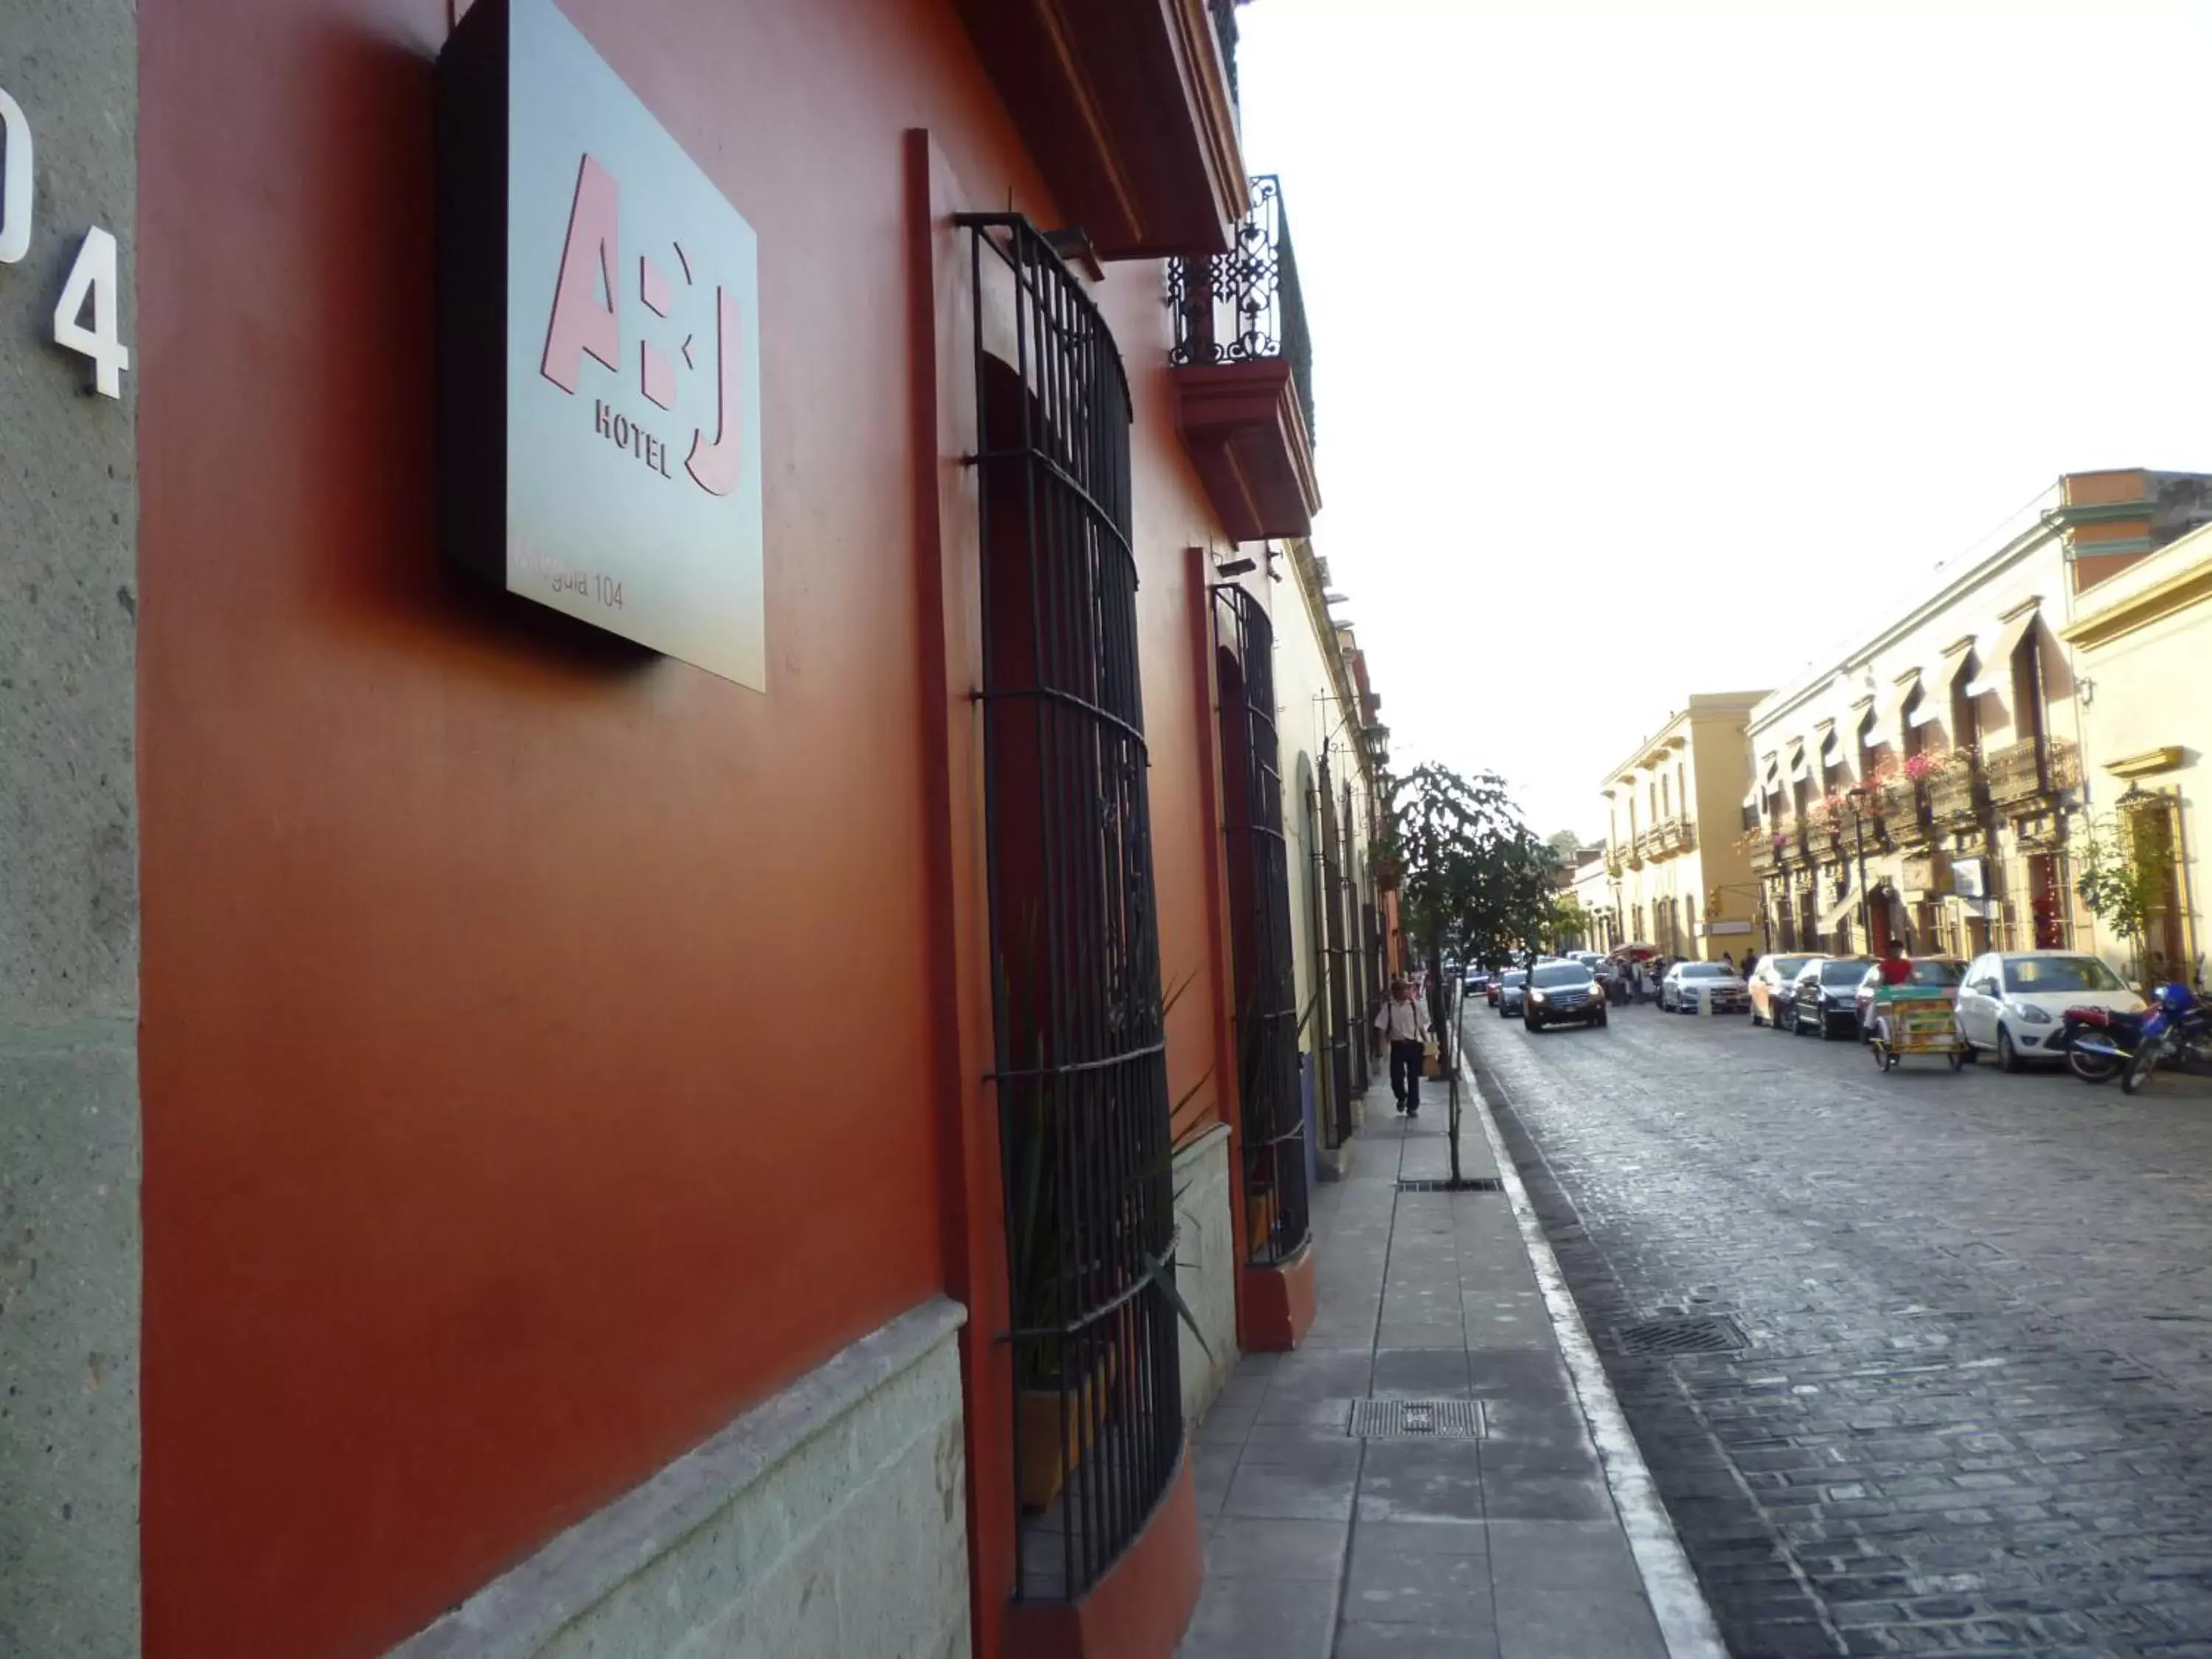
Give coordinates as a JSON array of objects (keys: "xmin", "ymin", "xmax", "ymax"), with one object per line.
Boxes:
[{"xmin": 1236, "ymin": 0, "xmax": 2212, "ymax": 841}]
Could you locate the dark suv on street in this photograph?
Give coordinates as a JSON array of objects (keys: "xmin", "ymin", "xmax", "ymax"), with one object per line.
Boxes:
[
  {"xmin": 1792, "ymin": 956, "xmax": 1877, "ymax": 1039},
  {"xmin": 1523, "ymin": 961, "xmax": 1607, "ymax": 1032}
]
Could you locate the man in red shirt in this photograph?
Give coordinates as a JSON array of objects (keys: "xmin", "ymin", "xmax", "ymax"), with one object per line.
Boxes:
[{"xmin": 1877, "ymin": 936, "xmax": 1913, "ymax": 987}]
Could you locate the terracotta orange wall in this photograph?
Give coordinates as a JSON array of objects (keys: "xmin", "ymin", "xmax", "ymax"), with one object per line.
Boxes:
[
  {"xmin": 1113, "ymin": 281, "xmax": 1237, "ymax": 1135},
  {"xmin": 136, "ymin": 2, "xmax": 1228, "ymax": 1658}
]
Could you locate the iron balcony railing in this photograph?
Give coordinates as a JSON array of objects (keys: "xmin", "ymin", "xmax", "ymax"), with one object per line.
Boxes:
[
  {"xmin": 1878, "ymin": 776, "xmax": 1930, "ymax": 842},
  {"xmin": 1209, "ymin": 0, "xmax": 1240, "ymax": 106},
  {"xmin": 1168, "ymin": 175, "xmax": 1316, "ymax": 442},
  {"xmin": 1986, "ymin": 737, "xmax": 2053, "ymax": 813},
  {"xmin": 1928, "ymin": 759, "xmax": 1983, "ymax": 827}
]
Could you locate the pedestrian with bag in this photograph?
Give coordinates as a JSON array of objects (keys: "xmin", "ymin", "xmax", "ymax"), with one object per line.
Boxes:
[{"xmin": 1375, "ymin": 976, "xmax": 1430, "ymax": 1117}]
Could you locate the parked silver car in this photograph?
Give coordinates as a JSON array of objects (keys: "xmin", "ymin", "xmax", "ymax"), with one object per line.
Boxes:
[{"xmin": 1660, "ymin": 961, "xmax": 1750, "ymax": 1014}]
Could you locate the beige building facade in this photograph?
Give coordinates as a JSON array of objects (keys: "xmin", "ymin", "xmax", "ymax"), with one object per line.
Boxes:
[
  {"xmin": 1270, "ymin": 540, "xmax": 1391, "ymax": 1153},
  {"xmin": 2060, "ymin": 514, "xmax": 2212, "ymax": 985},
  {"xmin": 1594, "ymin": 692, "xmax": 1770, "ymax": 960},
  {"xmin": 1745, "ymin": 469, "xmax": 2212, "ymax": 973}
]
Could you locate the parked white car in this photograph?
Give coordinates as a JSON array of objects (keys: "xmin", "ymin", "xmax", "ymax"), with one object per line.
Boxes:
[
  {"xmin": 1660, "ymin": 961, "xmax": 1750, "ymax": 1014},
  {"xmin": 1955, "ymin": 950, "xmax": 2144, "ymax": 1072}
]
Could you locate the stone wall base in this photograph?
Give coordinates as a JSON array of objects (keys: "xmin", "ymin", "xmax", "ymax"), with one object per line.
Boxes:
[
  {"xmin": 387, "ymin": 1298, "xmax": 970, "ymax": 1659},
  {"xmin": 1172, "ymin": 1123, "xmax": 1238, "ymax": 1425}
]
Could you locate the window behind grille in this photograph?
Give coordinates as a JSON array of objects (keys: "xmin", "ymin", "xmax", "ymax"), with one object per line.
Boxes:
[
  {"xmin": 1214, "ymin": 586, "xmax": 1309, "ymax": 1268},
  {"xmin": 959, "ymin": 215, "xmax": 1183, "ymax": 1603}
]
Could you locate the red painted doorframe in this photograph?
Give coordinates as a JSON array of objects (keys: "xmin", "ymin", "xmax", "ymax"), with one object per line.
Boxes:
[
  {"xmin": 905, "ymin": 128, "xmax": 1015, "ymax": 1659},
  {"xmin": 1184, "ymin": 548, "xmax": 1253, "ymax": 1341}
]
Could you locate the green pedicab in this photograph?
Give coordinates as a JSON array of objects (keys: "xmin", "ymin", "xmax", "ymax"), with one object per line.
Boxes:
[{"xmin": 1868, "ymin": 983, "xmax": 1966, "ymax": 1073}]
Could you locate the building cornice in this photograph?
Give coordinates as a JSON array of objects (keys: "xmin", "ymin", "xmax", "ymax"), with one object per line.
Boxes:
[
  {"xmin": 2062, "ymin": 540, "xmax": 2212, "ymax": 652},
  {"xmin": 1748, "ymin": 493, "xmax": 2062, "ymax": 737}
]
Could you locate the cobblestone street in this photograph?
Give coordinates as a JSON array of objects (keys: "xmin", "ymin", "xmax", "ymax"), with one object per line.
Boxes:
[{"xmin": 1464, "ymin": 999, "xmax": 2212, "ymax": 1658}]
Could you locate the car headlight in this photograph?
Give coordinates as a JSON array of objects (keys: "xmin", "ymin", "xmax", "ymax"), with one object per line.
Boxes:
[
  {"xmin": 1531, "ymin": 991, "xmax": 1548, "ymax": 1004},
  {"xmin": 2011, "ymin": 1003, "xmax": 2054, "ymax": 1025}
]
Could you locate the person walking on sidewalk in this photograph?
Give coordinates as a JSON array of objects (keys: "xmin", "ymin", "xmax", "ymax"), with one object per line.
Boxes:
[{"xmin": 1376, "ymin": 976, "xmax": 1430, "ymax": 1117}]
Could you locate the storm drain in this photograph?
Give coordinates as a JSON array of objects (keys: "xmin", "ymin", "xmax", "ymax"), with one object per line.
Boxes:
[
  {"xmin": 1396, "ymin": 1178, "xmax": 1503, "ymax": 1193},
  {"xmin": 1614, "ymin": 1314, "xmax": 1750, "ymax": 1357},
  {"xmin": 1346, "ymin": 1398, "xmax": 1485, "ymax": 1439}
]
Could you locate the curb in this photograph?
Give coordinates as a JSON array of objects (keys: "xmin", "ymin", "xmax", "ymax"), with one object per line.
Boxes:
[{"xmin": 1455, "ymin": 1046, "xmax": 1731, "ymax": 1659}]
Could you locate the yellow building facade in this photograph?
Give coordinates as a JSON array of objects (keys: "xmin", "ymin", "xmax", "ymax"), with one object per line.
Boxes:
[
  {"xmin": 1594, "ymin": 692, "xmax": 1770, "ymax": 961},
  {"xmin": 1745, "ymin": 469, "xmax": 2212, "ymax": 975},
  {"xmin": 2061, "ymin": 514, "xmax": 2212, "ymax": 986}
]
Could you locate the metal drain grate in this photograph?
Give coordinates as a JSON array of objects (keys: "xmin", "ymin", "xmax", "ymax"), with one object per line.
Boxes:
[
  {"xmin": 1347, "ymin": 1398, "xmax": 1485, "ymax": 1439},
  {"xmin": 1615, "ymin": 1314, "xmax": 1749, "ymax": 1357},
  {"xmin": 1396, "ymin": 1178, "xmax": 1503, "ymax": 1193}
]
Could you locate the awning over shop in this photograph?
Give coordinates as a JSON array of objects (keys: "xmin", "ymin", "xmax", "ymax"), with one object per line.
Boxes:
[
  {"xmin": 1877, "ymin": 671, "xmax": 1921, "ymax": 737},
  {"xmin": 1962, "ymin": 606, "xmax": 2039, "ymax": 700},
  {"xmin": 1907, "ymin": 646, "xmax": 1972, "ymax": 727},
  {"xmin": 1940, "ymin": 638, "xmax": 1976, "ymax": 689}
]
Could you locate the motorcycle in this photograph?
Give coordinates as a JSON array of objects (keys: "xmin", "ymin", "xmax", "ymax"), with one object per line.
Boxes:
[
  {"xmin": 2060, "ymin": 1003, "xmax": 2146, "ymax": 1085},
  {"xmin": 2121, "ymin": 983, "xmax": 2212, "ymax": 1096}
]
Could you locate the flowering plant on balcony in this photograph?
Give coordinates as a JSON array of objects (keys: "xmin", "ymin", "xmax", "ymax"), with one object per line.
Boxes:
[
  {"xmin": 1927, "ymin": 742, "xmax": 1979, "ymax": 777},
  {"xmin": 1902, "ymin": 751, "xmax": 1938, "ymax": 782},
  {"xmin": 1733, "ymin": 827, "xmax": 1767, "ymax": 856}
]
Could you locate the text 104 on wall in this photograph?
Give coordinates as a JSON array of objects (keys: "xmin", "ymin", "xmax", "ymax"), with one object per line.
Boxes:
[{"xmin": 0, "ymin": 83, "xmax": 130, "ymax": 397}]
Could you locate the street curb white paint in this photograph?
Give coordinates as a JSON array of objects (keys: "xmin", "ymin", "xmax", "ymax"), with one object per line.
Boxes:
[{"xmin": 1457, "ymin": 1048, "xmax": 1732, "ymax": 1659}]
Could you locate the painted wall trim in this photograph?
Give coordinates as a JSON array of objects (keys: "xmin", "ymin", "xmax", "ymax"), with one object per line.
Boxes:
[
  {"xmin": 2062, "ymin": 549, "xmax": 2212, "ymax": 651},
  {"xmin": 2104, "ymin": 745, "xmax": 2187, "ymax": 779},
  {"xmin": 386, "ymin": 1297, "xmax": 967, "ymax": 1659}
]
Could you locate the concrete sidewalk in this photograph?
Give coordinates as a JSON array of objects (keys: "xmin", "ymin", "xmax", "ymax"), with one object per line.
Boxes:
[{"xmin": 1177, "ymin": 1060, "xmax": 1723, "ymax": 1659}]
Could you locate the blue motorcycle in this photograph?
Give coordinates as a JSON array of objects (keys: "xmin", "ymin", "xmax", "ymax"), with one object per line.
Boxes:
[{"xmin": 2120, "ymin": 983, "xmax": 2212, "ymax": 1096}]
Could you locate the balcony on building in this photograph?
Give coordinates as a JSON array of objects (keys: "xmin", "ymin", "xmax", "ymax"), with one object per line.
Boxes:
[
  {"xmin": 953, "ymin": 0, "xmax": 1248, "ymax": 260},
  {"xmin": 1927, "ymin": 754, "xmax": 1985, "ymax": 830},
  {"xmin": 1985, "ymin": 736, "xmax": 2075, "ymax": 818},
  {"xmin": 1169, "ymin": 175, "xmax": 1323, "ymax": 542},
  {"xmin": 1879, "ymin": 775, "xmax": 1931, "ymax": 845},
  {"xmin": 1748, "ymin": 836, "xmax": 1780, "ymax": 878}
]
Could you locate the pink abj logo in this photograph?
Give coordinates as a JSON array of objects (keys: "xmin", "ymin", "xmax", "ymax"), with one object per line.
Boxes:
[{"xmin": 540, "ymin": 153, "xmax": 743, "ymax": 498}]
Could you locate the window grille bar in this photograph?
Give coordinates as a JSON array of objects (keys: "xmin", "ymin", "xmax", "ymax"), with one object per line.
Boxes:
[
  {"xmin": 1317, "ymin": 751, "xmax": 1354, "ymax": 1147},
  {"xmin": 960, "ymin": 214, "xmax": 1183, "ymax": 1603},
  {"xmin": 1212, "ymin": 584, "xmax": 1311, "ymax": 1268}
]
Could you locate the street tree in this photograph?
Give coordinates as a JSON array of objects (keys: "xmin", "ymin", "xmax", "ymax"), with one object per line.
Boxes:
[
  {"xmin": 1384, "ymin": 764, "xmax": 1557, "ymax": 1186},
  {"xmin": 1388, "ymin": 764, "xmax": 1557, "ymax": 977},
  {"xmin": 1545, "ymin": 895, "xmax": 1593, "ymax": 953},
  {"xmin": 1543, "ymin": 828, "xmax": 1583, "ymax": 869},
  {"xmin": 2075, "ymin": 807, "xmax": 2170, "ymax": 987}
]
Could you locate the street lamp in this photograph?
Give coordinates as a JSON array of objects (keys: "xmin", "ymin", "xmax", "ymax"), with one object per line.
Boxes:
[{"xmin": 1844, "ymin": 786, "xmax": 1874, "ymax": 950}]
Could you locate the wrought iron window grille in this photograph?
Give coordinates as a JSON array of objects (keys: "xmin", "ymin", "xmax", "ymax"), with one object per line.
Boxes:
[
  {"xmin": 957, "ymin": 213, "xmax": 1186, "ymax": 1605},
  {"xmin": 1212, "ymin": 585, "xmax": 1310, "ymax": 1269},
  {"xmin": 1316, "ymin": 749, "xmax": 1354, "ymax": 1148},
  {"xmin": 1168, "ymin": 174, "xmax": 1316, "ymax": 441}
]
